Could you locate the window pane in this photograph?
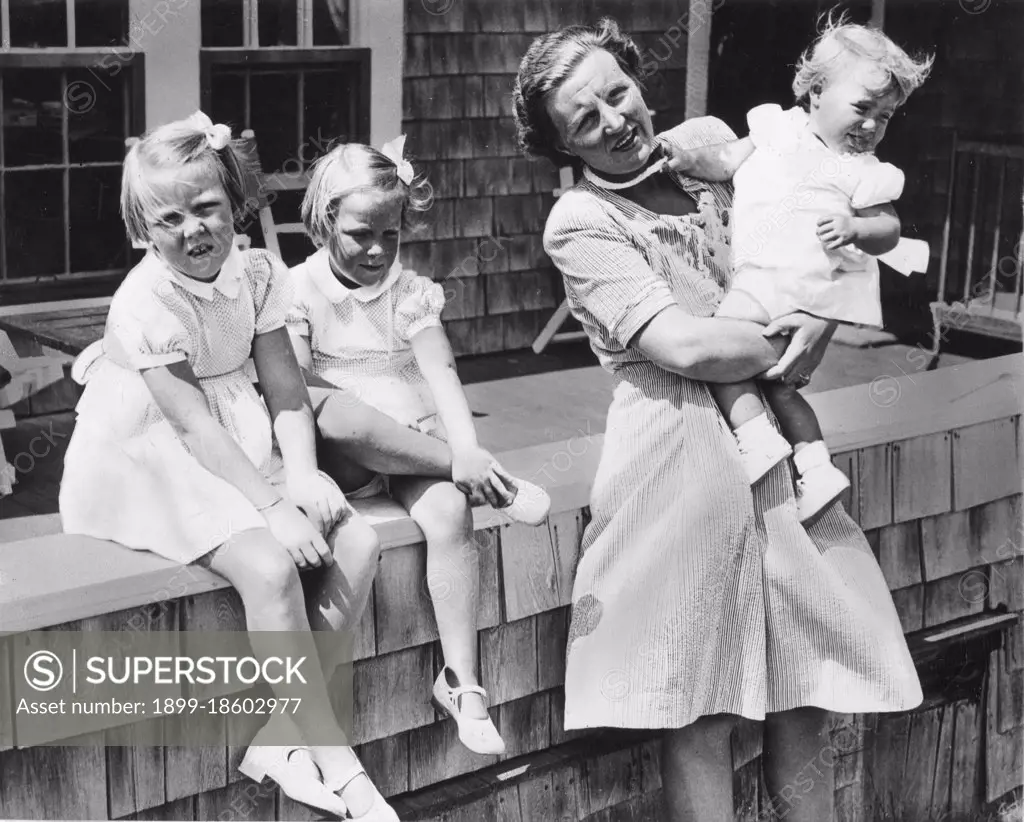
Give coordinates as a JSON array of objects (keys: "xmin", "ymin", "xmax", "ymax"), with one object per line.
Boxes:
[
  {"xmin": 258, "ymin": 0, "xmax": 297, "ymax": 46},
  {"xmin": 75, "ymin": 0, "xmax": 129, "ymax": 47},
  {"xmin": 6, "ymin": 170, "xmax": 65, "ymax": 278},
  {"xmin": 68, "ymin": 68, "xmax": 127, "ymax": 164},
  {"xmin": 249, "ymin": 70, "xmax": 298, "ymax": 173},
  {"xmin": 9, "ymin": 0, "xmax": 67, "ymax": 47},
  {"xmin": 201, "ymin": 0, "xmax": 243, "ymax": 47},
  {"xmin": 3, "ymin": 70, "xmax": 63, "ymax": 167},
  {"xmin": 304, "ymin": 69, "xmax": 359, "ymax": 149},
  {"xmin": 70, "ymin": 166, "xmax": 126, "ymax": 273},
  {"xmin": 209, "ymin": 69, "xmax": 247, "ymax": 133},
  {"xmin": 313, "ymin": 0, "xmax": 347, "ymax": 46}
]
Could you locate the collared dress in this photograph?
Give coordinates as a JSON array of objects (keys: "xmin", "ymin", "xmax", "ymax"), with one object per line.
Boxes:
[
  {"xmin": 285, "ymin": 248, "xmax": 447, "ymax": 436},
  {"xmin": 543, "ymin": 116, "xmax": 922, "ymax": 731},
  {"xmin": 59, "ymin": 245, "xmax": 292, "ymax": 563}
]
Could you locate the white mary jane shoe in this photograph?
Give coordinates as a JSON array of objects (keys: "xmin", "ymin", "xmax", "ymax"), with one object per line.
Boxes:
[
  {"xmin": 431, "ymin": 667, "xmax": 506, "ymax": 756},
  {"xmin": 323, "ymin": 758, "xmax": 400, "ymax": 822},
  {"xmin": 497, "ymin": 477, "xmax": 551, "ymax": 527},
  {"xmin": 238, "ymin": 739, "xmax": 349, "ymax": 818}
]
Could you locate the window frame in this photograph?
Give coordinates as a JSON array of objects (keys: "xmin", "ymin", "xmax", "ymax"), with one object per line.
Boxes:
[{"xmin": 0, "ymin": 48, "xmax": 145, "ymax": 301}]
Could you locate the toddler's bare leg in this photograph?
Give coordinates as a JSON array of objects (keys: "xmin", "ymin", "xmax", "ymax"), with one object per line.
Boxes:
[{"xmin": 761, "ymin": 381, "xmax": 823, "ymax": 448}]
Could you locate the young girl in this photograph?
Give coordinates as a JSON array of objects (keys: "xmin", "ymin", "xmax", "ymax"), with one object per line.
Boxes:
[
  {"xmin": 667, "ymin": 16, "xmax": 932, "ymax": 522},
  {"xmin": 286, "ymin": 137, "xmax": 551, "ymax": 756},
  {"xmin": 59, "ymin": 112, "xmax": 400, "ymax": 821}
]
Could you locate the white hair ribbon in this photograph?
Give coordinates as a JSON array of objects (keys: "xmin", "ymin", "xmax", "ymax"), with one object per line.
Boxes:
[
  {"xmin": 187, "ymin": 110, "xmax": 232, "ymax": 151},
  {"xmin": 380, "ymin": 134, "xmax": 414, "ymax": 185}
]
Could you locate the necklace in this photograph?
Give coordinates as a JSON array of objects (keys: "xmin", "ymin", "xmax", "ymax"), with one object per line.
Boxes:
[{"xmin": 582, "ymin": 156, "xmax": 668, "ymax": 190}]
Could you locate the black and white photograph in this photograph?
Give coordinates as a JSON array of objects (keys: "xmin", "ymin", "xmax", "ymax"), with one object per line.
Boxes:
[{"xmin": 0, "ymin": 0, "xmax": 1021, "ymax": 820}]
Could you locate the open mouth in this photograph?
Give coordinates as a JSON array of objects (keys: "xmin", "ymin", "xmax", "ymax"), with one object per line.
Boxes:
[
  {"xmin": 611, "ymin": 126, "xmax": 639, "ymax": 152},
  {"xmin": 187, "ymin": 243, "xmax": 213, "ymax": 259}
]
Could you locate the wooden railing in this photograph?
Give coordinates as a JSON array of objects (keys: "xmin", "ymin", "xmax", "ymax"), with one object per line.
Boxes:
[{"xmin": 0, "ymin": 355, "xmax": 1021, "ymax": 821}]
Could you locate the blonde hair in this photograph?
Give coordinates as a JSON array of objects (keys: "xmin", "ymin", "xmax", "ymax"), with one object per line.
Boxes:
[
  {"xmin": 300, "ymin": 143, "xmax": 433, "ymax": 248},
  {"xmin": 120, "ymin": 116, "xmax": 252, "ymax": 247},
  {"xmin": 792, "ymin": 13, "xmax": 933, "ymax": 106}
]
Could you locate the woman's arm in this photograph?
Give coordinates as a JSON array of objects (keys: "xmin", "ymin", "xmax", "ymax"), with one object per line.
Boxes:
[
  {"xmin": 142, "ymin": 361, "xmax": 283, "ymax": 509},
  {"xmin": 632, "ymin": 307, "xmax": 789, "ymax": 382},
  {"xmin": 665, "ymin": 137, "xmax": 755, "ymax": 181}
]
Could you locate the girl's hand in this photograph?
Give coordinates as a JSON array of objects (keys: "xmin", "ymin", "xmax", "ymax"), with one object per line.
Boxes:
[
  {"xmin": 286, "ymin": 471, "xmax": 352, "ymax": 538},
  {"xmin": 761, "ymin": 312, "xmax": 838, "ymax": 386},
  {"xmin": 263, "ymin": 500, "xmax": 334, "ymax": 570},
  {"xmin": 452, "ymin": 446, "xmax": 517, "ymax": 509},
  {"xmin": 816, "ymin": 214, "xmax": 858, "ymax": 250}
]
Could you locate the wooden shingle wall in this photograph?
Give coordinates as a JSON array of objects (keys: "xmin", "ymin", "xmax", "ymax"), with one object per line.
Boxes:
[{"xmin": 401, "ymin": 0, "xmax": 695, "ymax": 355}]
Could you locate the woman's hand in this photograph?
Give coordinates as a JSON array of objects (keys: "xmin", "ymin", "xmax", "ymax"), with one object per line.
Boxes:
[
  {"xmin": 262, "ymin": 500, "xmax": 334, "ymax": 570},
  {"xmin": 761, "ymin": 312, "xmax": 838, "ymax": 386},
  {"xmin": 452, "ymin": 446, "xmax": 517, "ymax": 509},
  {"xmin": 286, "ymin": 471, "xmax": 352, "ymax": 538}
]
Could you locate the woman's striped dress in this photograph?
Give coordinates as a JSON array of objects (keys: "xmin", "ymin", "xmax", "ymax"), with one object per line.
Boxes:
[{"xmin": 544, "ymin": 116, "xmax": 922, "ymax": 731}]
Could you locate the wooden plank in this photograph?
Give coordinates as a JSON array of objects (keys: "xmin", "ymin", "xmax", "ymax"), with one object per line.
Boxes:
[
  {"xmin": 832, "ymin": 715, "xmax": 865, "ymax": 791},
  {"xmin": 638, "ymin": 737, "xmax": 661, "ymax": 793},
  {"xmin": 581, "ymin": 745, "xmax": 643, "ymax": 816},
  {"xmin": 997, "ymin": 641, "xmax": 1024, "ymax": 733},
  {"xmin": 834, "ymin": 782, "xmax": 867, "ymax": 822},
  {"xmin": 536, "ymin": 607, "xmax": 569, "ymax": 692},
  {"xmin": 892, "ymin": 433, "xmax": 952, "ymax": 522},
  {"xmin": 930, "ymin": 703, "xmax": 955, "ymax": 818},
  {"xmin": 953, "ymin": 418, "xmax": 1021, "ymax": 510},
  {"xmin": 972, "ymin": 495, "xmax": 1023, "ymax": 566},
  {"xmin": 518, "ymin": 773, "xmax": 564, "ymax": 822},
  {"xmin": 0, "ymin": 744, "xmax": 107, "ymax": 819},
  {"xmin": 499, "ymin": 522, "xmax": 560, "ymax": 622},
  {"xmin": 0, "ymin": 637, "xmax": 12, "ymax": 750},
  {"xmin": 121, "ymin": 795, "xmax": 195, "ymax": 820},
  {"xmin": 950, "ymin": 700, "xmax": 983, "ymax": 815},
  {"xmin": 194, "ymin": 778, "xmax": 277, "ymax": 821},
  {"xmin": 857, "ymin": 444, "xmax": 893, "ymax": 530},
  {"xmin": 481, "ymin": 616, "xmax": 539, "ymax": 706},
  {"xmin": 833, "ymin": 450, "xmax": 860, "ymax": 524},
  {"xmin": 891, "ymin": 584, "xmax": 925, "ymax": 633},
  {"xmin": 105, "ymin": 728, "xmax": 166, "ymax": 818},
  {"xmin": 352, "ymin": 645, "xmax": 434, "ymax": 744},
  {"xmin": 877, "ymin": 520, "xmax": 923, "ymax": 589},
  {"xmin": 407, "ymin": 716, "xmax": 500, "ymax": 792},
  {"xmin": 374, "ymin": 541, "xmax": 438, "ymax": 655},
  {"xmin": 920, "ymin": 509, "xmax": 976, "ymax": 581},
  {"xmin": 476, "ymin": 526, "xmax": 501, "ymax": 630},
  {"xmin": 496, "ymin": 691, "xmax": 550, "ymax": 761},
  {"xmin": 353, "ymin": 583, "xmax": 376, "ymax": 661},
  {"xmin": 355, "ymin": 732, "xmax": 410, "ymax": 799},
  {"xmin": 733, "ymin": 757, "xmax": 760, "ymax": 822},
  {"xmin": 924, "ymin": 573, "xmax": 985, "ymax": 628},
  {"xmin": 731, "ymin": 718, "xmax": 762, "ymax": 771},
  {"xmin": 988, "ymin": 650, "xmax": 1024, "ymax": 803},
  {"xmin": 548, "ymin": 509, "xmax": 584, "ymax": 607},
  {"xmin": 164, "ymin": 719, "xmax": 228, "ymax": 802},
  {"xmin": 902, "ymin": 707, "xmax": 943, "ymax": 819},
  {"xmin": 988, "ymin": 557, "xmax": 1024, "ymax": 611}
]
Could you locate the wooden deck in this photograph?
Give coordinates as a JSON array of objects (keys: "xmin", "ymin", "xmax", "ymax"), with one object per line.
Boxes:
[{"xmin": 0, "ymin": 304, "xmax": 108, "ymax": 357}]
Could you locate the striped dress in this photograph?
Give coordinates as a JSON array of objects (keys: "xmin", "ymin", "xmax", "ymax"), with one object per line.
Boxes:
[{"xmin": 544, "ymin": 117, "xmax": 922, "ymax": 731}]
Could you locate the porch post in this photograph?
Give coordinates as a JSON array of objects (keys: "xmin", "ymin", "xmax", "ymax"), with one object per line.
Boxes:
[
  {"xmin": 349, "ymin": 0, "xmax": 404, "ymax": 147},
  {"xmin": 129, "ymin": 0, "xmax": 201, "ymax": 129},
  {"xmin": 685, "ymin": 0, "xmax": 713, "ymax": 118}
]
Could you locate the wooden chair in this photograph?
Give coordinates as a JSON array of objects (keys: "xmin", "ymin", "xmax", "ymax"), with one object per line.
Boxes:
[{"xmin": 927, "ymin": 135, "xmax": 1024, "ymax": 369}]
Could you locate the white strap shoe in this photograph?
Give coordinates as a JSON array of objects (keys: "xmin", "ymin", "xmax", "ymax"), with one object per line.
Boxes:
[
  {"xmin": 496, "ymin": 477, "xmax": 551, "ymax": 526},
  {"xmin": 431, "ymin": 667, "xmax": 506, "ymax": 755},
  {"xmin": 323, "ymin": 756, "xmax": 400, "ymax": 822}
]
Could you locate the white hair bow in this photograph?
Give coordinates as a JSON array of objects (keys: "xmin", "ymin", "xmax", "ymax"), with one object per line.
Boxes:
[
  {"xmin": 187, "ymin": 110, "xmax": 232, "ymax": 151},
  {"xmin": 380, "ymin": 134, "xmax": 414, "ymax": 185}
]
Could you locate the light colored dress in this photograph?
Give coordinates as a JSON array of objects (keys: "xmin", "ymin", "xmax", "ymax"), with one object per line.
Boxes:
[
  {"xmin": 543, "ymin": 117, "xmax": 922, "ymax": 731},
  {"xmin": 60, "ymin": 245, "xmax": 291, "ymax": 563},
  {"xmin": 285, "ymin": 248, "xmax": 447, "ymax": 435},
  {"xmin": 730, "ymin": 104, "xmax": 905, "ymax": 327}
]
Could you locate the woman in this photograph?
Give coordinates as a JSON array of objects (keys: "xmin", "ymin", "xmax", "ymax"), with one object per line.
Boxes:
[{"xmin": 513, "ymin": 20, "xmax": 921, "ymax": 822}]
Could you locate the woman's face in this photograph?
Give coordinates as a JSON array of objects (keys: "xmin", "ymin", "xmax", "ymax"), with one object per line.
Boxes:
[{"xmin": 545, "ymin": 49, "xmax": 656, "ymax": 176}]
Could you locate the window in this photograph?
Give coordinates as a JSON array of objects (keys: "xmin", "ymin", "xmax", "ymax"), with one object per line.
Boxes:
[
  {"xmin": 200, "ymin": 0, "xmax": 368, "ymax": 265},
  {"xmin": 0, "ymin": 0, "xmax": 143, "ymax": 303}
]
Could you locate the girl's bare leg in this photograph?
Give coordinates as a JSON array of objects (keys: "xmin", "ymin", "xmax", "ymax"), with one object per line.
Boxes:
[
  {"xmin": 762, "ymin": 708, "xmax": 833, "ymax": 822},
  {"xmin": 661, "ymin": 714, "xmax": 737, "ymax": 822},
  {"xmin": 390, "ymin": 475, "xmax": 488, "ymax": 719}
]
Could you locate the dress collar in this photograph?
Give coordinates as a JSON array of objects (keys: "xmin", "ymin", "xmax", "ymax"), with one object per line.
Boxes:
[
  {"xmin": 151, "ymin": 242, "xmax": 244, "ymax": 301},
  {"xmin": 306, "ymin": 247, "xmax": 402, "ymax": 303}
]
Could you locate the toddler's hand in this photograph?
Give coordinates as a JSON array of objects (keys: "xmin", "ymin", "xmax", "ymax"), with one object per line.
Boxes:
[
  {"xmin": 452, "ymin": 446, "xmax": 516, "ymax": 509},
  {"xmin": 816, "ymin": 214, "xmax": 858, "ymax": 250},
  {"xmin": 263, "ymin": 500, "xmax": 334, "ymax": 570},
  {"xmin": 664, "ymin": 145, "xmax": 697, "ymax": 175},
  {"xmin": 286, "ymin": 470, "xmax": 352, "ymax": 538}
]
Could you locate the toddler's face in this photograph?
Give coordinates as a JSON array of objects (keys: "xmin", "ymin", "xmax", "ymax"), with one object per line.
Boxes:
[
  {"xmin": 328, "ymin": 189, "xmax": 404, "ymax": 287},
  {"xmin": 145, "ymin": 164, "xmax": 235, "ymax": 280},
  {"xmin": 809, "ymin": 61, "xmax": 900, "ymax": 155}
]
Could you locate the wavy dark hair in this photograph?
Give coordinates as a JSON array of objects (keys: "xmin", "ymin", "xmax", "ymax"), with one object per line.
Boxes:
[{"xmin": 512, "ymin": 18, "xmax": 647, "ymax": 166}]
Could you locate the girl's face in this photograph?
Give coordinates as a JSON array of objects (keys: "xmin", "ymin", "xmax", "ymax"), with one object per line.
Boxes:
[
  {"xmin": 146, "ymin": 163, "xmax": 235, "ymax": 280},
  {"xmin": 328, "ymin": 187, "xmax": 404, "ymax": 287},
  {"xmin": 545, "ymin": 48, "xmax": 657, "ymax": 177},
  {"xmin": 808, "ymin": 60, "xmax": 900, "ymax": 155}
]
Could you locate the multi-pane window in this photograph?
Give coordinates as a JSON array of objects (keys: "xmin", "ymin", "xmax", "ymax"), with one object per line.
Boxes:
[{"xmin": 0, "ymin": 0, "xmax": 142, "ymax": 301}]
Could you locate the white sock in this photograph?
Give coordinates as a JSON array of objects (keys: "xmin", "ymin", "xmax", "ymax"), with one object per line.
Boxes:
[
  {"xmin": 734, "ymin": 412, "xmax": 776, "ymax": 445},
  {"xmin": 793, "ymin": 440, "xmax": 831, "ymax": 476}
]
